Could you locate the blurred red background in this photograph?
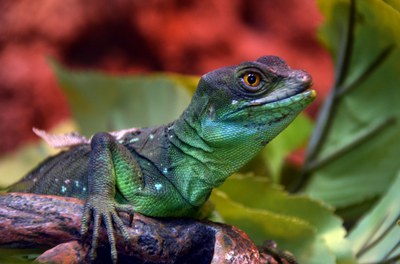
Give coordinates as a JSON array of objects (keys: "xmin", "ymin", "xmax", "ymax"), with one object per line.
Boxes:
[{"xmin": 0, "ymin": 0, "xmax": 333, "ymax": 155}]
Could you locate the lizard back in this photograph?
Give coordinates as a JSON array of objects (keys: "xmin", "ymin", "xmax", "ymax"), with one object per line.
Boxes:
[{"xmin": 9, "ymin": 144, "xmax": 91, "ymax": 199}]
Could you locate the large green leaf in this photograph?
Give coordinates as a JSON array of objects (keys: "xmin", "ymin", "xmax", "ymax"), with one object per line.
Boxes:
[
  {"xmin": 347, "ymin": 171, "xmax": 400, "ymax": 263},
  {"xmin": 212, "ymin": 175, "xmax": 356, "ymax": 264},
  {"xmin": 304, "ymin": 0, "xmax": 400, "ymax": 211},
  {"xmin": 52, "ymin": 61, "xmax": 198, "ymax": 135}
]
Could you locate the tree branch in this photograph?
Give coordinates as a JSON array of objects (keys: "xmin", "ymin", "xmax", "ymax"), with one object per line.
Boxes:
[{"xmin": 0, "ymin": 193, "xmax": 288, "ymax": 264}]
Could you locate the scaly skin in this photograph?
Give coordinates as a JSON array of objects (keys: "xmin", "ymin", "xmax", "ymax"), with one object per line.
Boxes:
[{"xmin": 9, "ymin": 56, "xmax": 316, "ymax": 263}]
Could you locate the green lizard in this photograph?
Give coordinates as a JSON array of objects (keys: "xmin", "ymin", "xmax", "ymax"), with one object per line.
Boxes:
[{"xmin": 8, "ymin": 56, "xmax": 315, "ymax": 263}]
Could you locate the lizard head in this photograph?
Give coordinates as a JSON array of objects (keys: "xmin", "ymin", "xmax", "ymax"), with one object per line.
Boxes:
[{"xmin": 187, "ymin": 55, "xmax": 316, "ymax": 149}]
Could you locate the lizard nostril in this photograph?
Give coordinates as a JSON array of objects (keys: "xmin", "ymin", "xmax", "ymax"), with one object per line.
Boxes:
[{"xmin": 296, "ymin": 71, "xmax": 312, "ymax": 86}]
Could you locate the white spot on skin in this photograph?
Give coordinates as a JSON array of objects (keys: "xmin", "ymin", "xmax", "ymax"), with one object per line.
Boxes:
[
  {"xmin": 163, "ymin": 168, "xmax": 168, "ymax": 174},
  {"xmin": 61, "ymin": 186, "xmax": 67, "ymax": 193},
  {"xmin": 149, "ymin": 134, "xmax": 154, "ymax": 140},
  {"xmin": 231, "ymin": 100, "xmax": 238, "ymax": 105},
  {"xmin": 64, "ymin": 179, "xmax": 70, "ymax": 184},
  {"xmin": 208, "ymin": 104, "xmax": 216, "ymax": 120},
  {"xmin": 82, "ymin": 187, "xmax": 87, "ymax": 192},
  {"xmin": 129, "ymin": 138, "xmax": 139, "ymax": 143},
  {"xmin": 154, "ymin": 183, "xmax": 162, "ymax": 191},
  {"xmin": 75, "ymin": 181, "xmax": 79, "ymax": 187}
]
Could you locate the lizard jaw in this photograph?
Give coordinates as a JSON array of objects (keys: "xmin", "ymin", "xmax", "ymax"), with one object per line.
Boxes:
[
  {"xmin": 248, "ymin": 88, "xmax": 316, "ymax": 108},
  {"xmin": 221, "ymin": 88, "xmax": 315, "ymax": 120}
]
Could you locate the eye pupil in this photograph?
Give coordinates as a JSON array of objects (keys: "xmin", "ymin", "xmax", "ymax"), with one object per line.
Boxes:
[
  {"xmin": 243, "ymin": 72, "xmax": 261, "ymax": 88},
  {"xmin": 247, "ymin": 74, "xmax": 257, "ymax": 84}
]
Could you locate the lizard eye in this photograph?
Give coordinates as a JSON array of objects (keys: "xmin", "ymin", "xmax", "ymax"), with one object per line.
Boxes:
[{"xmin": 242, "ymin": 72, "xmax": 262, "ymax": 91}]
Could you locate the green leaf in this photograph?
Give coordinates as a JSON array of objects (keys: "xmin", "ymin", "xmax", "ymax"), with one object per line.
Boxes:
[
  {"xmin": 304, "ymin": 0, "xmax": 400, "ymax": 211},
  {"xmin": 212, "ymin": 175, "xmax": 356, "ymax": 264},
  {"xmin": 51, "ymin": 60, "xmax": 198, "ymax": 135},
  {"xmin": 348, "ymin": 171, "xmax": 400, "ymax": 263},
  {"xmin": 383, "ymin": 0, "xmax": 400, "ymax": 11}
]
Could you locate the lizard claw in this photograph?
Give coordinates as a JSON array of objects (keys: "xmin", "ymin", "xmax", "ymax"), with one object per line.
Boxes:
[{"xmin": 80, "ymin": 195, "xmax": 135, "ymax": 263}]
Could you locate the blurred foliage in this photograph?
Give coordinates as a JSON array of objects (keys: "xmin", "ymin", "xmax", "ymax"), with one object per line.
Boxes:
[
  {"xmin": 348, "ymin": 172, "xmax": 400, "ymax": 263},
  {"xmin": 1, "ymin": 0, "xmax": 399, "ymax": 263},
  {"xmin": 51, "ymin": 60, "xmax": 198, "ymax": 135},
  {"xmin": 303, "ymin": 0, "xmax": 400, "ymax": 217}
]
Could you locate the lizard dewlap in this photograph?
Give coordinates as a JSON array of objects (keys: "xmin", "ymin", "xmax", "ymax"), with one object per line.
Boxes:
[{"xmin": 8, "ymin": 55, "xmax": 315, "ymax": 263}]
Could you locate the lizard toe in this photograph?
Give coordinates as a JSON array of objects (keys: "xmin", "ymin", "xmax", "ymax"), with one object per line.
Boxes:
[
  {"xmin": 89, "ymin": 211, "xmax": 101, "ymax": 262},
  {"xmin": 80, "ymin": 203, "xmax": 92, "ymax": 235},
  {"xmin": 103, "ymin": 213, "xmax": 118, "ymax": 264},
  {"xmin": 112, "ymin": 211, "xmax": 131, "ymax": 243}
]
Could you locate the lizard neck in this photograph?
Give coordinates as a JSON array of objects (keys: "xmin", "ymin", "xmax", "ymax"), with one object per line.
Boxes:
[
  {"xmin": 166, "ymin": 116, "xmax": 220, "ymax": 207},
  {"xmin": 169, "ymin": 104, "xmax": 265, "ymax": 191}
]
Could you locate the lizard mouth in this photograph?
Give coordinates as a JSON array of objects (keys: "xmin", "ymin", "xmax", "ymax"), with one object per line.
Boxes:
[
  {"xmin": 223, "ymin": 87, "xmax": 315, "ymax": 119},
  {"xmin": 247, "ymin": 68, "xmax": 315, "ymax": 107},
  {"xmin": 247, "ymin": 77, "xmax": 316, "ymax": 107}
]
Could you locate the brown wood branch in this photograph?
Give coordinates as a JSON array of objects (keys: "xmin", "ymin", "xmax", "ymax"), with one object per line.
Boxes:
[{"xmin": 0, "ymin": 193, "xmax": 266, "ymax": 264}]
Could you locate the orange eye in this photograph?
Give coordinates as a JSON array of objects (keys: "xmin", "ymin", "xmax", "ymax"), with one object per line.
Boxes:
[{"xmin": 243, "ymin": 72, "xmax": 261, "ymax": 87}]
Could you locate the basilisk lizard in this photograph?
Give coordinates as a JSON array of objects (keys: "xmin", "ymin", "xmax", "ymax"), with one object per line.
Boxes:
[{"xmin": 8, "ymin": 56, "xmax": 315, "ymax": 263}]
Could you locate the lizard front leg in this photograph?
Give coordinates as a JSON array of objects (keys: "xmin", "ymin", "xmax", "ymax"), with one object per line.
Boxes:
[{"xmin": 81, "ymin": 132, "xmax": 141, "ymax": 263}]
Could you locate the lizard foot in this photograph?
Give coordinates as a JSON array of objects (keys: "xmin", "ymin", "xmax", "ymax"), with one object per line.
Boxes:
[{"xmin": 80, "ymin": 195, "xmax": 135, "ymax": 263}]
